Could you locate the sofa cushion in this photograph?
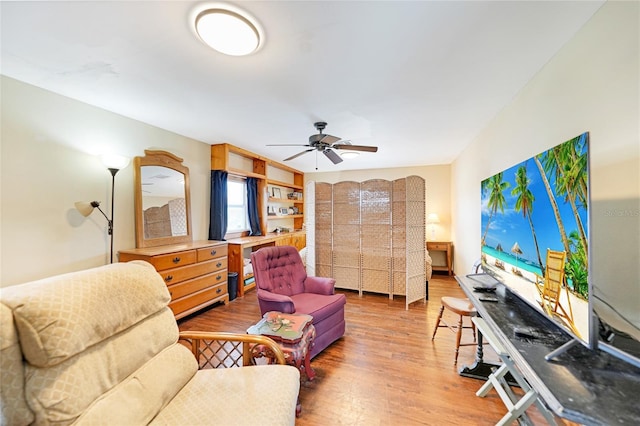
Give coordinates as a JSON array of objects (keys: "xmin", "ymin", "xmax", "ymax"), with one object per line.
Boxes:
[
  {"xmin": 20, "ymin": 308, "xmax": 186, "ymax": 425},
  {"xmin": 149, "ymin": 365, "xmax": 300, "ymax": 426},
  {"xmin": 0, "ymin": 303, "xmax": 34, "ymax": 426},
  {"xmin": 1, "ymin": 261, "xmax": 170, "ymax": 368},
  {"xmin": 1, "ymin": 261, "xmax": 189, "ymax": 425},
  {"xmin": 76, "ymin": 343, "xmax": 197, "ymax": 425}
]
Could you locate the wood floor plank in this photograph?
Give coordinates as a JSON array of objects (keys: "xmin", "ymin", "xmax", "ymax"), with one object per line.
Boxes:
[{"xmin": 178, "ymin": 275, "xmax": 572, "ymax": 425}]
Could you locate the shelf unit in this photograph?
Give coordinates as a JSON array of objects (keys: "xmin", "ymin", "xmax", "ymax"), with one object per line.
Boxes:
[
  {"xmin": 266, "ymin": 175, "xmax": 304, "ymax": 232},
  {"xmin": 211, "ymin": 144, "xmax": 306, "ymax": 296},
  {"xmin": 211, "ymin": 143, "xmax": 305, "ymax": 235}
]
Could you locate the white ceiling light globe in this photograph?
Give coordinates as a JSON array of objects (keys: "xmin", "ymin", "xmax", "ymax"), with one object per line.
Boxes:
[
  {"xmin": 341, "ymin": 151, "xmax": 360, "ymax": 159},
  {"xmin": 195, "ymin": 8, "xmax": 261, "ymax": 56}
]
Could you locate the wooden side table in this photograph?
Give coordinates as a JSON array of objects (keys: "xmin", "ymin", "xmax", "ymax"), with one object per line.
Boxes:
[
  {"xmin": 427, "ymin": 241, "xmax": 454, "ymax": 275},
  {"xmin": 247, "ymin": 312, "xmax": 316, "ymax": 380},
  {"xmin": 248, "ymin": 312, "xmax": 316, "ymax": 417}
]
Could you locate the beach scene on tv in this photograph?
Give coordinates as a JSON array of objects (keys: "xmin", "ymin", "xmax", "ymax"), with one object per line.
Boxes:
[{"xmin": 481, "ymin": 132, "xmax": 589, "ymax": 340}]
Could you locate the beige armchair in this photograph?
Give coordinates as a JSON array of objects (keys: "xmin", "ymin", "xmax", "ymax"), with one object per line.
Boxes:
[{"xmin": 1, "ymin": 261, "xmax": 300, "ymax": 426}]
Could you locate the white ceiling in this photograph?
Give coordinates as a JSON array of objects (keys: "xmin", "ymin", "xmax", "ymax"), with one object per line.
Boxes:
[{"xmin": 1, "ymin": 1, "xmax": 604, "ymax": 173}]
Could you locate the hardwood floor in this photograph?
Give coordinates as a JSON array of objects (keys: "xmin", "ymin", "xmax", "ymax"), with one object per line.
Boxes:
[{"xmin": 179, "ymin": 275, "xmax": 569, "ymax": 425}]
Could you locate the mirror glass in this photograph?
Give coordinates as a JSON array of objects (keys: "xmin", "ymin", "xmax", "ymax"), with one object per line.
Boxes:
[{"xmin": 134, "ymin": 150, "xmax": 192, "ymax": 248}]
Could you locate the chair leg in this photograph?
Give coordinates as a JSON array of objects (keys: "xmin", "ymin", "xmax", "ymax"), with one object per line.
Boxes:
[
  {"xmin": 455, "ymin": 314, "xmax": 463, "ymax": 364},
  {"xmin": 432, "ymin": 305, "xmax": 445, "ymax": 340}
]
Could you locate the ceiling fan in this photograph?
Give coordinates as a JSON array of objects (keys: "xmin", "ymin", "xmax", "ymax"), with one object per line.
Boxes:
[{"xmin": 267, "ymin": 122, "xmax": 378, "ymax": 166}]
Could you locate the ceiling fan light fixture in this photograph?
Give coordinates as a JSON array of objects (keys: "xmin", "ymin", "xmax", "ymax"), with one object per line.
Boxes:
[
  {"xmin": 194, "ymin": 6, "xmax": 262, "ymax": 56},
  {"xmin": 341, "ymin": 151, "xmax": 359, "ymax": 159}
]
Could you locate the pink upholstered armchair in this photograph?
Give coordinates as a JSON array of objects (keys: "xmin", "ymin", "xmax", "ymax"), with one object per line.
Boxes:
[{"xmin": 251, "ymin": 245, "xmax": 346, "ymax": 358}]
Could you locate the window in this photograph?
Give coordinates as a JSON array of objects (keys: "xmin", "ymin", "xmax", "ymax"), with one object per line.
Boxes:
[{"xmin": 227, "ymin": 177, "xmax": 248, "ymax": 232}]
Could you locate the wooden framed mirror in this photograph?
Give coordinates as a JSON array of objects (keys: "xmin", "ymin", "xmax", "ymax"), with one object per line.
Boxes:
[{"xmin": 134, "ymin": 150, "xmax": 192, "ymax": 248}]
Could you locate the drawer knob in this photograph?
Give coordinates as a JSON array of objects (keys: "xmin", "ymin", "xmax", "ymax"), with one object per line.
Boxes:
[
  {"xmin": 165, "ymin": 275, "xmax": 173, "ymax": 282},
  {"xmin": 216, "ymin": 288, "xmax": 222, "ymax": 294},
  {"xmin": 172, "ymin": 257, "xmax": 181, "ymax": 264},
  {"xmin": 210, "ymin": 249, "xmax": 217, "ymax": 256},
  {"xmin": 216, "ymin": 275, "xmax": 222, "ymax": 280},
  {"xmin": 216, "ymin": 262, "xmax": 222, "ymax": 268}
]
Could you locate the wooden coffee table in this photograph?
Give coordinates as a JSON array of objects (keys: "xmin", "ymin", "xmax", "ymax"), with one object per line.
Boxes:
[{"xmin": 247, "ymin": 312, "xmax": 316, "ymax": 381}]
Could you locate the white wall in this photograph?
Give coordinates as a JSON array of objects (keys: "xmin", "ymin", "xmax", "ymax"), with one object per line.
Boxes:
[
  {"xmin": 306, "ymin": 164, "xmax": 451, "ymax": 242},
  {"xmin": 451, "ymin": 1, "xmax": 639, "ymax": 333},
  {"xmin": 0, "ymin": 76, "xmax": 212, "ymax": 287}
]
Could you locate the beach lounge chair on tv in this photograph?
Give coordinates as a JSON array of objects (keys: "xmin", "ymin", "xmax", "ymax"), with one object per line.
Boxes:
[{"xmin": 535, "ymin": 249, "xmax": 580, "ymax": 337}]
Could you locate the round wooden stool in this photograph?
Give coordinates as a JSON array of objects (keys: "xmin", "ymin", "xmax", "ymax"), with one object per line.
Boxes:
[{"xmin": 431, "ymin": 296, "xmax": 477, "ymax": 364}]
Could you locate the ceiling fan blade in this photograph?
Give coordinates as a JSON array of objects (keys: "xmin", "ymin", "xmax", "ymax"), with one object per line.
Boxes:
[
  {"xmin": 319, "ymin": 134, "xmax": 341, "ymax": 145},
  {"xmin": 323, "ymin": 149, "xmax": 343, "ymax": 164},
  {"xmin": 332, "ymin": 144, "xmax": 378, "ymax": 153},
  {"xmin": 284, "ymin": 149, "xmax": 314, "ymax": 161},
  {"xmin": 267, "ymin": 144, "xmax": 311, "ymax": 147}
]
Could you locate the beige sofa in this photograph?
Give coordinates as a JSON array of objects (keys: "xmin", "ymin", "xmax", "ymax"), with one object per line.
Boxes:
[{"xmin": 1, "ymin": 261, "xmax": 300, "ymax": 425}]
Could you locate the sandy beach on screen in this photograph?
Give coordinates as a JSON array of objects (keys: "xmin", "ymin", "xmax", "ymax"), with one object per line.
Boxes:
[{"xmin": 483, "ymin": 253, "xmax": 589, "ymax": 340}]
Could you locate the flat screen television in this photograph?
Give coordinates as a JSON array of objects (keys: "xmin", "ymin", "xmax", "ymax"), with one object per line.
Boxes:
[{"xmin": 480, "ymin": 132, "xmax": 596, "ymax": 359}]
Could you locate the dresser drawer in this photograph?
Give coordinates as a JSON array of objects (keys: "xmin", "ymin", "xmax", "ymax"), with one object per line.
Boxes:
[
  {"xmin": 160, "ymin": 258, "xmax": 226, "ymax": 285},
  {"xmin": 168, "ymin": 271, "xmax": 227, "ymax": 300},
  {"xmin": 209, "ymin": 257, "xmax": 227, "ymax": 272},
  {"xmin": 197, "ymin": 245, "xmax": 228, "ymax": 262},
  {"xmin": 149, "ymin": 250, "xmax": 197, "ymax": 271},
  {"xmin": 169, "ymin": 282, "xmax": 228, "ymax": 318}
]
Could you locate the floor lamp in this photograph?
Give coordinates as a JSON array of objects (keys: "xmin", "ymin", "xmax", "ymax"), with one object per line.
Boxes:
[{"xmin": 75, "ymin": 154, "xmax": 130, "ymax": 263}]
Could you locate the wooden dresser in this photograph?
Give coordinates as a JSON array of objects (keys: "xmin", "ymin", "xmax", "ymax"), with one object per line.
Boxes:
[{"xmin": 119, "ymin": 240, "xmax": 228, "ymax": 319}]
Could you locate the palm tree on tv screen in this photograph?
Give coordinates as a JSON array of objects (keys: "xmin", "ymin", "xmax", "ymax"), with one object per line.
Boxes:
[
  {"xmin": 481, "ymin": 172, "xmax": 510, "ymax": 247},
  {"xmin": 534, "ymin": 135, "xmax": 590, "ymax": 299},
  {"xmin": 546, "ymin": 135, "xmax": 589, "ymax": 262},
  {"xmin": 512, "ymin": 165, "xmax": 544, "ymax": 273},
  {"xmin": 533, "ymin": 154, "xmax": 571, "ymax": 256}
]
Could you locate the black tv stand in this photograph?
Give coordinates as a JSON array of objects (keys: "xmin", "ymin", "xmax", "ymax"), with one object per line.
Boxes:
[
  {"xmin": 545, "ymin": 338, "xmax": 581, "ymax": 361},
  {"xmin": 459, "ymin": 328, "xmax": 519, "ymax": 387},
  {"xmin": 456, "ymin": 275, "xmax": 640, "ymax": 425}
]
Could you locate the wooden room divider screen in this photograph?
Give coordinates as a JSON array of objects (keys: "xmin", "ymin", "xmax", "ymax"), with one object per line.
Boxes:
[{"xmin": 305, "ymin": 176, "xmax": 426, "ymax": 309}]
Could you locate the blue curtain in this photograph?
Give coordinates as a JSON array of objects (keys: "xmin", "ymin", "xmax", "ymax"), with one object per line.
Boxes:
[
  {"xmin": 247, "ymin": 177, "xmax": 262, "ymax": 236},
  {"xmin": 209, "ymin": 170, "xmax": 228, "ymax": 240}
]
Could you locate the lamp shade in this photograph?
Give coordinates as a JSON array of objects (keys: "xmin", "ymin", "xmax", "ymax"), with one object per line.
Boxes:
[
  {"xmin": 75, "ymin": 201, "xmax": 100, "ymax": 217},
  {"xmin": 101, "ymin": 154, "xmax": 130, "ymax": 170},
  {"xmin": 427, "ymin": 213, "xmax": 440, "ymax": 224}
]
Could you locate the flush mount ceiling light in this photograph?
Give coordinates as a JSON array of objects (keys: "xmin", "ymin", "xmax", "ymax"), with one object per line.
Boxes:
[
  {"xmin": 340, "ymin": 151, "xmax": 360, "ymax": 159},
  {"xmin": 193, "ymin": 5, "xmax": 262, "ymax": 56}
]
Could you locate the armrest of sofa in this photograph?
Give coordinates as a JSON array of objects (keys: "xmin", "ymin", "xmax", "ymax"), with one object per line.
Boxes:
[
  {"xmin": 179, "ymin": 331, "xmax": 287, "ymax": 366},
  {"xmin": 304, "ymin": 276, "xmax": 336, "ymax": 295},
  {"xmin": 256, "ymin": 289, "xmax": 295, "ymax": 313}
]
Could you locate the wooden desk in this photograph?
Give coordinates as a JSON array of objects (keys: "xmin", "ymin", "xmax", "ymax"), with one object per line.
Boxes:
[
  {"xmin": 456, "ymin": 275, "xmax": 640, "ymax": 425},
  {"xmin": 227, "ymin": 231, "xmax": 305, "ymax": 297},
  {"xmin": 427, "ymin": 241, "xmax": 453, "ymax": 275}
]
